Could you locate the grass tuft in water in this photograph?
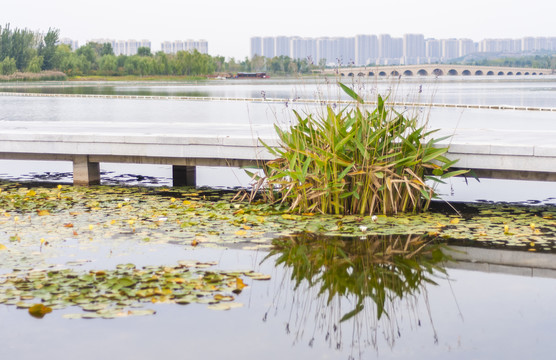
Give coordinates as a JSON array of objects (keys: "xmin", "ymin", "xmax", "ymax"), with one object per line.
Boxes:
[{"xmin": 256, "ymin": 82, "xmax": 467, "ymax": 215}]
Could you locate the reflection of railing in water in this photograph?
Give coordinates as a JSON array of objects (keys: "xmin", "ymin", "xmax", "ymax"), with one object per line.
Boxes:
[
  {"xmin": 1, "ymin": 91, "xmax": 555, "ymax": 112},
  {"xmin": 263, "ymin": 233, "xmax": 454, "ymax": 355},
  {"xmin": 446, "ymin": 245, "xmax": 556, "ymax": 279}
]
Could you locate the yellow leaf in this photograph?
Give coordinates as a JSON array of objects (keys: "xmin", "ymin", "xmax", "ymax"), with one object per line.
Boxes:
[
  {"xmin": 0, "ymin": 243, "xmax": 7, "ymax": 251},
  {"xmin": 449, "ymin": 218, "xmax": 460, "ymax": 225},
  {"xmin": 182, "ymin": 200, "xmax": 191, "ymax": 205},
  {"xmin": 26, "ymin": 190, "xmax": 36, "ymax": 197},
  {"xmin": 234, "ymin": 230, "xmax": 247, "ymax": 236},
  {"xmin": 110, "ymin": 219, "xmax": 116, "ymax": 225},
  {"xmin": 241, "ymin": 225, "xmax": 251, "ymax": 230},
  {"xmin": 28, "ymin": 304, "xmax": 52, "ymax": 318},
  {"xmin": 504, "ymin": 225, "xmax": 509, "ymax": 234},
  {"xmin": 530, "ymin": 223, "xmax": 536, "ymax": 230},
  {"xmin": 37, "ymin": 210, "xmax": 50, "ymax": 216},
  {"xmin": 170, "ymin": 198, "xmax": 176, "ymax": 203},
  {"xmin": 88, "ymin": 224, "xmax": 94, "ymax": 230},
  {"xmin": 57, "ymin": 185, "xmax": 62, "ymax": 189},
  {"xmin": 235, "ymin": 278, "xmax": 247, "ymax": 290}
]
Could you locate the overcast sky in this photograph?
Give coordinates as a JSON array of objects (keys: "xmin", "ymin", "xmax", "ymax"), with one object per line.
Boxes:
[{"xmin": 2, "ymin": 0, "xmax": 555, "ymax": 59}]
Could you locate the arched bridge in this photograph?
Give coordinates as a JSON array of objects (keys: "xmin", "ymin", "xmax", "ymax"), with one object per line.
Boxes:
[{"xmin": 324, "ymin": 64, "xmax": 554, "ymax": 77}]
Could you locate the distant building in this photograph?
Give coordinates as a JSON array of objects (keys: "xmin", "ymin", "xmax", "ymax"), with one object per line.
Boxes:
[
  {"xmin": 250, "ymin": 37, "xmax": 262, "ymax": 58},
  {"xmin": 90, "ymin": 38, "xmax": 152, "ymax": 56},
  {"xmin": 59, "ymin": 37, "xmax": 79, "ymax": 50},
  {"xmin": 249, "ymin": 34, "xmax": 555, "ymax": 65},
  {"xmin": 160, "ymin": 40, "xmax": 208, "ymax": 55},
  {"xmin": 355, "ymin": 34, "xmax": 378, "ymax": 66},
  {"xmin": 403, "ymin": 33, "xmax": 425, "ymax": 65},
  {"xmin": 262, "ymin": 37, "xmax": 275, "ymax": 58}
]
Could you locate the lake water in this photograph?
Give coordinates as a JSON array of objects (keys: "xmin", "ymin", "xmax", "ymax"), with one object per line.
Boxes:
[
  {"xmin": 1, "ymin": 77, "xmax": 556, "ymax": 359},
  {"xmin": 1, "ymin": 76, "xmax": 556, "ymax": 202}
]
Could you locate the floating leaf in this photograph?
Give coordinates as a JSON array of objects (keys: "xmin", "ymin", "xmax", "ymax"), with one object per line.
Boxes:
[{"xmin": 28, "ymin": 304, "xmax": 52, "ymax": 318}]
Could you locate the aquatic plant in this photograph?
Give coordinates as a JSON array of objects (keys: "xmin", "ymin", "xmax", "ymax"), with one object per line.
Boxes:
[
  {"xmin": 267, "ymin": 233, "xmax": 450, "ymax": 322},
  {"xmin": 257, "ymin": 83, "xmax": 467, "ymax": 215}
]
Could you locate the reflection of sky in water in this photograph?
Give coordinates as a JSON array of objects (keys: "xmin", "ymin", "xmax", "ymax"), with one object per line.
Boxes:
[{"xmin": 1, "ymin": 244, "xmax": 555, "ymax": 360}]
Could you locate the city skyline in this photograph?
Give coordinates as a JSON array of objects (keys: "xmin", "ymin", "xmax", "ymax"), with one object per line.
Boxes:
[
  {"xmin": 250, "ymin": 34, "xmax": 556, "ymax": 66},
  {"xmin": 2, "ymin": 0, "xmax": 555, "ymax": 59}
]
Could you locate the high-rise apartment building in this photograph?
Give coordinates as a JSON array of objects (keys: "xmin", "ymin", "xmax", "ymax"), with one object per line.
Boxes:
[
  {"xmin": 403, "ymin": 33, "xmax": 425, "ymax": 64},
  {"xmin": 442, "ymin": 39, "xmax": 459, "ymax": 60},
  {"xmin": 90, "ymin": 38, "xmax": 151, "ymax": 56},
  {"xmin": 250, "ymin": 37, "xmax": 263, "ymax": 57},
  {"xmin": 425, "ymin": 39, "xmax": 442, "ymax": 62},
  {"xmin": 275, "ymin": 36, "xmax": 291, "ymax": 57},
  {"xmin": 159, "ymin": 40, "xmax": 208, "ymax": 55},
  {"xmin": 262, "ymin": 37, "xmax": 275, "ymax": 58},
  {"xmin": 355, "ymin": 34, "xmax": 378, "ymax": 66},
  {"xmin": 249, "ymin": 34, "xmax": 554, "ymax": 65},
  {"xmin": 59, "ymin": 38, "xmax": 79, "ymax": 50}
]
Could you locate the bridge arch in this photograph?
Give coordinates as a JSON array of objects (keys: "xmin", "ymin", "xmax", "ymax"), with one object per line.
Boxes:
[
  {"xmin": 379, "ymin": 71, "xmax": 387, "ymax": 76},
  {"xmin": 368, "ymin": 71, "xmax": 375, "ymax": 76},
  {"xmin": 403, "ymin": 70, "xmax": 413, "ymax": 76},
  {"xmin": 532, "ymin": 72, "xmax": 537, "ymax": 75},
  {"xmin": 475, "ymin": 70, "xmax": 483, "ymax": 75},
  {"xmin": 417, "ymin": 69, "xmax": 428, "ymax": 76},
  {"xmin": 516, "ymin": 72, "xmax": 522, "ymax": 75},
  {"xmin": 448, "ymin": 69, "xmax": 458, "ymax": 76},
  {"xmin": 347, "ymin": 72, "xmax": 354, "ymax": 77},
  {"xmin": 432, "ymin": 68, "xmax": 443, "ymax": 76},
  {"xmin": 507, "ymin": 72, "xmax": 514, "ymax": 75},
  {"xmin": 487, "ymin": 71, "xmax": 494, "ymax": 75},
  {"xmin": 357, "ymin": 72, "xmax": 365, "ymax": 76},
  {"xmin": 462, "ymin": 70, "xmax": 471, "ymax": 76},
  {"xmin": 391, "ymin": 70, "xmax": 400, "ymax": 76},
  {"xmin": 498, "ymin": 71, "xmax": 504, "ymax": 75},
  {"xmin": 524, "ymin": 72, "xmax": 530, "ymax": 75},
  {"xmin": 340, "ymin": 73, "xmax": 345, "ymax": 76}
]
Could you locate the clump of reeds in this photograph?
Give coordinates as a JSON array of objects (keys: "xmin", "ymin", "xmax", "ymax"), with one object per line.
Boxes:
[
  {"xmin": 257, "ymin": 83, "xmax": 466, "ymax": 215},
  {"xmin": 0, "ymin": 71, "xmax": 67, "ymax": 82}
]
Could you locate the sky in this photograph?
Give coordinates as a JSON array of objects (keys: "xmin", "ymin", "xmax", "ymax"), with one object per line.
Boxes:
[{"xmin": 2, "ymin": 0, "xmax": 555, "ymax": 59}]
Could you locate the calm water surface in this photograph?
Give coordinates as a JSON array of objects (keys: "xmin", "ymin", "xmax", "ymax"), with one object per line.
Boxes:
[
  {"xmin": 1, "ymin": 77, "xmax": 556, "ymax": 202},
  {"xmin": 1, "ymin": 245, "xmax": 556, "ymax": 360},
  {"xmin": 1, "ymin": 78, "xmax": 556, "ymax": 359}
]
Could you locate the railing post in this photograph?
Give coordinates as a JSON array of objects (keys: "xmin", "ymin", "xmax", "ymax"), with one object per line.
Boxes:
[
  {"xmin": 73, "ymin": 155, "xmax": 100, "ymax": 186},
  {"xmin": 173, "ymin": 165, "xmax": 196, "ymax": 187}
]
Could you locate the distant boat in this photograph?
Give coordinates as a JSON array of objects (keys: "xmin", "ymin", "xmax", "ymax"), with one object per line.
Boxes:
[{"xmin": 235, "ymin": 72, "xmax": 269, "ymax": 79}]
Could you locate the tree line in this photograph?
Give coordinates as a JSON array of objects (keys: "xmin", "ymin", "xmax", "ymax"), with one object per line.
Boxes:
[
  {"xmin": 0, "ymin": 25, "xmax": 319, "ymax": 77},
  {"xmin": 464, "ymin": 54, "xmax": 556, "ymax": 70}
]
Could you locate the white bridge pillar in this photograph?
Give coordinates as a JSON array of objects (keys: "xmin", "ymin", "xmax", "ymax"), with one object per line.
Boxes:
[
  {"xmin": 73, "ymin": 155, "xmax": 100, "ymax": 186},
  {"xmin": 172, "ymin": 165, "xmax": 196, "ymax": 187}
]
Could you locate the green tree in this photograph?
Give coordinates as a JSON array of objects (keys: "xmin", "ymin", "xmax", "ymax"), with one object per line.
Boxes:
[
  {"xmin": 26, "ymin": 55, "xmax": 43, "ymax": 72},
  {"xmin": 137, "ymin": 47, "xmax": 152, "ymax": 57},
  {"xmin": 38, "ymin": 28, "xmax": 59, "ymax": 70},
  {"xmin": 99, "ymin": 54, "xmax": 118, "ymax": 75},
  {"xmin": 1, "ymin": 56, "xmax": 17, "ymax": 75},
  {"xmin": 100, "ymin": 43, "xmax": 114, "ymax": 56}
]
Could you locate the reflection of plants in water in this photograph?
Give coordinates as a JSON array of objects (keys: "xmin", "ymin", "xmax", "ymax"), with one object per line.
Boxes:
[{"xmin": 264, "ymin": 233, "xmax": 453, "ymax": 354}]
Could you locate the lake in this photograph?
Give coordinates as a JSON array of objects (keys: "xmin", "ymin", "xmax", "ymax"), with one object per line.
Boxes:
[
  {"xmin": 1, "ymin": 76, "xmax": 556, "ymax": 202},
  {"xmin": 1, "ymin": 76, "xmax": 556, "ymax": 359}
]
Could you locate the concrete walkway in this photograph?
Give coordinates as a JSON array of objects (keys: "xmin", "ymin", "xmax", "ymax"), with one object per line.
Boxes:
[{"xmin": 1, "ymin": 120, "xmax": 556, "ymax": 185}]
